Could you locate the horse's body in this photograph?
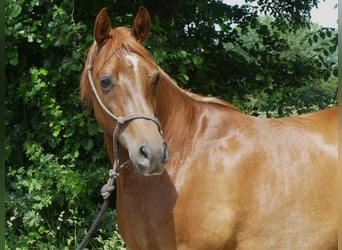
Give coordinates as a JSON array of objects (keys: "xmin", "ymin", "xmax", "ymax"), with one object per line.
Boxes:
[
  {"xmin": 81, "ymin": 7, "xmax": 338, "ymax": 250},
  {"xmin": 115, "ymin": 74, "xmax": 338, "ymax": 250}
]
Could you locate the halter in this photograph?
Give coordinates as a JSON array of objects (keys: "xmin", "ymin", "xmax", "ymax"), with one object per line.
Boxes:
[
  {"xmin": 86, "ymin": 64, "xmax": 163, "ymax": 199},
  {"xmin": 77, "ymin": 60, "xmax": 163, "ymax": 250}
]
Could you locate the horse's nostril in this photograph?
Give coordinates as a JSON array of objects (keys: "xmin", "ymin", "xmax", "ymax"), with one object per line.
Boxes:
[
  {"xmin": 163, "ymin": 142, "xmax": 169, "ymax": 163},
  {"xmin": 140, "ymin": 145, "xmax": 150, "ymax": 159}
]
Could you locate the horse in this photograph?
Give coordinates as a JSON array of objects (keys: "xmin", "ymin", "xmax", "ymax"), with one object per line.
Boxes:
[{"xmin": 80, "ymin": 6, "xmax": 338, "ymax": 250}]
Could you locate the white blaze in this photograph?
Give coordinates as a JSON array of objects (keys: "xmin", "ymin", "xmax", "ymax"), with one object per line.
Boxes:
[{"xmin": 126, "ymin": 54, "xmax": 139, "ymax": 69}]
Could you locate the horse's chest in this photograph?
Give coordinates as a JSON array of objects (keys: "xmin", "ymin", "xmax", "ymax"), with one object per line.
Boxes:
[
  {"xmin": 116, "ymin": 175, "xmax": 178, "ymax": 249},
  {"xmin": 116, "ymin": 172, "xmax": 238, "ymax": 250}
]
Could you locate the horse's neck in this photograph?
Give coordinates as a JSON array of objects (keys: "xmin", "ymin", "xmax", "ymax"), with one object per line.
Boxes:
[
  {"xmin": 157, "ymin": 72, "xmax": 195, "ymax": 127},
  {"xmin": 155, "ymin": 72, "xmax": 202, "ymax": 156}
]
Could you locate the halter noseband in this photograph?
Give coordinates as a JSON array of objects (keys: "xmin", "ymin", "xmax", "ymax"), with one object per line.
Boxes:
[{"xmin": 86, "ymin": 64, "xmax": 163, "ymax": 198}]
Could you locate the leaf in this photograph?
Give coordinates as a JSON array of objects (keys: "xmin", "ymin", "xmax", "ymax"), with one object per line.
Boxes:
[
  {"xmin": 9, "ymin": 56, "xmax": 19, "ymax": 66},
  {"xmin": 63, "ymin": 127, "xmax": 74, "ymax": 138},
  {"xmin": 39, "ymin": 68, "xmax": 48, "ymax": 76},
  {"xmin": 329, "ymin": 46, "xmax": 336, "ymax": 54},
  {"xmin": 255, "ymin": 73, "xmax": 264, "ymax": 81},
  {"xmin": 82, "ymin": 138, "xmax": 94, "ymax": 151},
  {"xmin": 178, "ymin": 50, "xmax": 187, "ymax": 58},
  {"xmin": 333, "ymin": 68, "xmax": 338, "ymax": 77},
  {"xmin": 326, "ymin": 30, "xmax": 332, "ymax": 38},
  {"xmin": 319, "ymin": 31, "xmax": 325, "ymax": 39},
  {"xmin": 10, "ymin": 5, "xmax": 22, "ymax": 18},
  {"xmin": 313, "ymin": 34, "xmax": 318, "ymax": 43},
  {"xmin": 87, "ymin": 123, "xmax": 99, "ymax": 136},
  {"xmin": 53, "ymin": 126, "xmax": 61, "ymax": 137},
  {"xmin": 192, "ymin": 55, "xmax": 203, "ymax": 65},
  {"xmin": 178, "ymin": 74, "xmax": 189, "ymax": 84},
  {"xmin": 323, "ymin": 49, "xmax": 329, "ymax": 57},
  {"xmin": 74, "ymin": 150, "xmax": 80, "ymax": 158}
]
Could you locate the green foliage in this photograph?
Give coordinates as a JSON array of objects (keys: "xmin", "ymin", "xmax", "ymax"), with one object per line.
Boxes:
[
  {"xmin": 144, "ymin": 0, "xmax": 337, "ymax": 117},
  {"xmin": 5, "ymin": 0, "xmax": 337, "ymax": 248},
  {"xmin": 228, "ymin": 18, "xmax": 337, "ymax": 116},
  {"xmin": 247, "ymin": 0, "xmax": 319, "ymax": 30},
  {"xmin": 5, "ymin": 0, "xmax": 124, "ymax": 248}
]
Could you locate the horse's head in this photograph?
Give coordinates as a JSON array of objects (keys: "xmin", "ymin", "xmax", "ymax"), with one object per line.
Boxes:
[{"xmin": 81, "ymin": 6, "xmax": 168, "ymax": 176}]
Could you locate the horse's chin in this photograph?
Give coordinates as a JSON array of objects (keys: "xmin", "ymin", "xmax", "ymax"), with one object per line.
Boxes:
[{"xmin": 131, "ymin": 162, "xmax": 165, "ymax": 177}]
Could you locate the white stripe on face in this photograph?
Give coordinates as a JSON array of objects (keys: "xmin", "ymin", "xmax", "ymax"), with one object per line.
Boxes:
[{"xmin": 126, "ymin": 54, "xmax": 139, "ymax": 69}]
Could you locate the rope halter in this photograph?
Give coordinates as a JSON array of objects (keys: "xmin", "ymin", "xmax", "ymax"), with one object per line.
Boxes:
[{"xmin": 86, "ymin": 65, "xmax": 163, "ymax": 200}]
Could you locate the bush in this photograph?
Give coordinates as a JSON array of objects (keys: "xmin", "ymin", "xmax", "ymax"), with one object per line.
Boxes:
[{"xmin": 5, "ymin": 0, "xmax": 124, "ymax": 248}]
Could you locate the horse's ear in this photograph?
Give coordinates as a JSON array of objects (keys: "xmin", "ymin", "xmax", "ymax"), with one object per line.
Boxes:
[
  {"xmin": 132, "ymin": 6, "xmax": 150, "ymax": 43},
  {"xmin": 94, "ymin": 7, "xmax": 112, "ymax": 47}
]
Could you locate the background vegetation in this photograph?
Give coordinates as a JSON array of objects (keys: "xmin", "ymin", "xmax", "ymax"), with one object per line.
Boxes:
[{"xmin": 5, "ymin": 0, "xmax": 337, "ymax": 248}]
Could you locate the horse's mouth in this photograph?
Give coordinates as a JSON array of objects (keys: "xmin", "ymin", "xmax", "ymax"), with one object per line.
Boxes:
[{"xmin": 132, "ymin": 162, "xmax": 166, "ymax": 177}]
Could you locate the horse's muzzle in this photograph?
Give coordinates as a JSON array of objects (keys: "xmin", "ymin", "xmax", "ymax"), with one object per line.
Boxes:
[{"xmin": 132, "ymin": 141, "xmax": 169, "ymax": 176}]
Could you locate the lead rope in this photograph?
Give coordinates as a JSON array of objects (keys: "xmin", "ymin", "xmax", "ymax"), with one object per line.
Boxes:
[
  {"xmin": 76, "ymin": 128, "xmax": 125, "ymax": 250},
  {"xmin": 76, "ymin": 66, "xmax": 162, "ymax": 249}
]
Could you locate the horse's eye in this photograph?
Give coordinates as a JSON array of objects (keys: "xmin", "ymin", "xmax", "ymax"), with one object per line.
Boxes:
[{"xmin": 99, "ymin": 76, "xmax": 114, "ymax": 91}]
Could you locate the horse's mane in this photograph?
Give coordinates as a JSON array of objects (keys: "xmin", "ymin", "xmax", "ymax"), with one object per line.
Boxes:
[{"xmin": 80, "ymin": 27, "xmax": 240, "ymax": 111}]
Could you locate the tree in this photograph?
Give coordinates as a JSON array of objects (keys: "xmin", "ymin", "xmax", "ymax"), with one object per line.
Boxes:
[
  {"xmin": 5, "ymin": 0, "xmax": 122, "ymax": 248},
  {"xmin": 141, "ymin": 1, "xmax": 337, "ymax": 116},
  {"xmin": 5, "ymin": 0, "xmax": 337, "ymax": 248}
]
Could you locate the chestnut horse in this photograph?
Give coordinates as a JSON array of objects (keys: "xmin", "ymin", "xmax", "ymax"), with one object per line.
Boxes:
[{"xmin": 80, "ymin": 6, "xmax": 338, "ymax": 250}]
